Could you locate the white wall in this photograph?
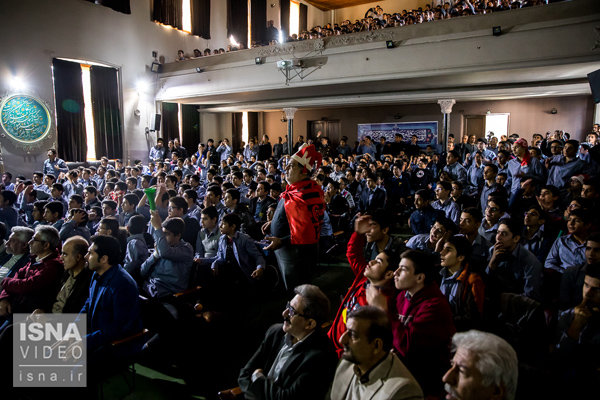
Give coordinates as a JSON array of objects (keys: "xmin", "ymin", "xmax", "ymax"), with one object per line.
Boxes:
[{"xmin": 0, "ymin": 0, "xmax": 226, "ymax": 176}]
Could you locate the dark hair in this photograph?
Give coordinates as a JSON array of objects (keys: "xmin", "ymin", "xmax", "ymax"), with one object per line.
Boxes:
[
  {"xmin": 498, "ymin": 217, "xmax": 522, "ymax": 238},
  {"xmin": 169, "ymin": 196, "xmax": 188, "ymax": 214},
  {"xmin": 435, "ymin": 216, "xmax": 458, "ymax": 235},
  {"xmin": 584, "ymin": 263, "xmax": 600, "ymax": 280},
  {"xmin": 484, "ymin": 163, "xmax": 498, "ymax": 174},
  {"xmin": 0, "ymin": 222, "xmax": 6, "ymax": 241},
  {"xmin": 568, "ymin": 208, "xmax": 591, "ymax": 223},
  {"xmin": 163, "ymin": 217, "xmax": 185, "ymax": 236},
  {"xmin": 69, "ymin": 194, "xmax": 84, "ymax": 206},
  {"xmin": 123, "ymin": 193, "xmax": 139, "ymax": 208},
  {"xmin": 437, "ymin": 181, "xmax": 452, "ymax": 192},
  {"xmin": 206, "ymin": 185, "xmax": 222, "ymax": 198},
  {"xmin": 44, "ymin": 201, "xmax": 64, "ymax": 217},
  {"xmin": 101, "ymin": 200, "xmax": 118, "ymax": 211},
  {"xmin": 540, "ymin": 185, "xmax": 560, "ymax": 198},
  {"xmin": 225, "ymin": 188, "xmax": 241, "ymax": 203},
  {"xmin": 127, "ymin": 215, "xmax": 147, "ymax": 235},
  {"xmin": 366, "ymin": 208, "xmax": 391, "ymax": 230},
  {"xmin": 100, "ymin": 217, "xmax": 120, "ymax": 236},
  {"xmin": 445, "ymin": 235, "xmax": 472, "ymax": 265},
  {"xmin": 462, "ymin": 207, "xmax": 482, "ymax": 222},
  {"xmin": 488, "ymin": 196, "xmax": 508, "ymax": 212},
  {"xmin": 400, "ymin": 249, "xmax": 437, "ymax": 284},
  {"xmin": 347, "ymin": 306, "xmax": 393, "ymax": 351},
  {"xmin": 69, "ymin": 208, "xmax": 89, "ymax": 226},
  {"xmin": 184, "ymin": 189, "xmax": 198, "ymax": 202},
  {"xmin": 415, "ymin": 188, "xmax": 433, "ymax": 201},
  {"xmin": 201, "ymin": 206, "xmax": 218, "ymax": 220},
  {"xmin": 222, "ymin": 213, "xmax": 241, "ymax": 231},
  {"xmin": 51, "ymin": 183, "xmax": 64, "ymax": 193},
  {"xmin": 91, "ymin": 235, "xmax": 122, "ymax": 266},
  {"xmin": 84, "ymin": 186, "xmax": 97, "ymax": 195},
  {"xmin": 1, "ymin": 190, "xmax": 17, "ymax": 207}
]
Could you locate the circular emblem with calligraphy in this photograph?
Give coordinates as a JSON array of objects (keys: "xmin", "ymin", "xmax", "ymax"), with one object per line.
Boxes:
[{"xmin": 0, "ymin": 94, "xmax": 51, "ymax": 143}]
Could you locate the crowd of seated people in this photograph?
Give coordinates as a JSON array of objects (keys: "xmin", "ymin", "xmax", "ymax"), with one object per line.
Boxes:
[
  {"xmin": 0, "ymin": 119, "xmax": 599, "ymax": 398},
  {"xmin": 173, "ymin": 0, "xmax": 554, "ymax": 61}
]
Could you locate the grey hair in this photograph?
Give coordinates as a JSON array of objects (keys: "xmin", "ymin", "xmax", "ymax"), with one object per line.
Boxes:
[
  {"xmin": 10, "ymin": 226, "xmax": 34, "ymax": 244},
  {"xmin": 293, "ymin": 284, "xmax": 330, "ymax": 326},
  {"xmin": 34, "ymin": 225, "xmax": 60, "ymax": 250},
  {"xmin": 452, "ymin": 330, "xmax": 518, "ymax": 400}
]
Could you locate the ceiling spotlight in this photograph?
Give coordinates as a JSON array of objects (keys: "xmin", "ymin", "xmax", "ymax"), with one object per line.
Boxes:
[{"xmin": 10, "ymin": 76, "xmax": 26, "ymax": 91}]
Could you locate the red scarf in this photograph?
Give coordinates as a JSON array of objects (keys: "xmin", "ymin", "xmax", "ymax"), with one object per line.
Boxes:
[
  {"xmin": 520, "ymin": 152, "xmax": 531, "ymax": 167},
  {"xmin": 281, "ymin": 179, "xmax": 325, "ymax": 245}
]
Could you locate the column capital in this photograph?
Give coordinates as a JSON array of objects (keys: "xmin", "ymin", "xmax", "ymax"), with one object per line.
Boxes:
[
  {"xmin": 283, "ymin": 107, "xmax": 298, "ymax": 120},
  {"xmin": 437, "ymin": 99, "xmax": 456, "ymax": 114}
]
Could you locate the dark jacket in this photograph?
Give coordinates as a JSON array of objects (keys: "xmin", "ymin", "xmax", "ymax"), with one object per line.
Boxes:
[
  {"xmin": 239, "ymin": 323, "xmax": 338, "ymax": 400},
  {"xmin": 60, "ymin": 267, "xmax": 93, "ymax": 314}
]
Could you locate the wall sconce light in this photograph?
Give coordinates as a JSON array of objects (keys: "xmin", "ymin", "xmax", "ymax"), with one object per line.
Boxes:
[
  {"xmin": 150, "ymin": 61, "xmax": 161, "ymax": 73},
  {"xmin": 255, "ymin": 57, "xmax": 264, "ymax": 65},
  {"xmin": 492, "ymin": 26, "xmax": 501, "ymax": 36},
  {"xmin": 550, "ymin": 108, "xmax": 558, "ymax": 114},
  {"xmin": 386, "ymin": 40, "xmax": 395, "ymax": 49},
  {"xmin": 195, "ymin": 67, "xmax": 204, "ymax": 73}
]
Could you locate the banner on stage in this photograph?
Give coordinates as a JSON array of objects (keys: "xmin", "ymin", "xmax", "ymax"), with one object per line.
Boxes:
[{"xmin": 357, "ymin": 121, "xmax": 438, "ymax": 147}]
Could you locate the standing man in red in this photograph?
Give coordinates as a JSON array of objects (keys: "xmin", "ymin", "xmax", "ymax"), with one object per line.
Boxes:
[
  {"xmin": 265, "ymin": 144, "xmax": 325, "ymax": 291},
  {"xmin": 328, "ymin": 212, "xmax": 398, "ymax": 357}
]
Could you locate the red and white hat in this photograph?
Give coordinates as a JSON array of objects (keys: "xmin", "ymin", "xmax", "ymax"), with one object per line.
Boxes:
[{"xmin": 291, "ymin": 144, "xmax": 322, "ymax": 171}]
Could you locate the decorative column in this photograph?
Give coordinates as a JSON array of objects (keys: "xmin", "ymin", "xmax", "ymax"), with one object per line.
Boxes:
[
  {"xmin": 437, "ymin": 99, "xmax": 456, "ymax": 151},
  {"xmin": 594, "ymin": 103, "xmax": 600, "ymax": 125},
  {"xmin": 283, "ymin": 107, "xmax": 298, "ymax": 155}
]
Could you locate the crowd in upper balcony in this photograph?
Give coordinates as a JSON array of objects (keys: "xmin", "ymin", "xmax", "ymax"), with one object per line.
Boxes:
[{"xmin": 174, "ymin": 0, "xmax": 554, "ymax": 61}]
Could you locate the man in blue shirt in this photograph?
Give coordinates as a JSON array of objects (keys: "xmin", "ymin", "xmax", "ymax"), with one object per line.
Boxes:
[
  {"xmin": 409, "ymin": 189, "xmax": 445, "ymax": 235},
  {"xmin": 443, "ymin": 150, "xmax": 467, "ymax": 185},
  {"xmin": 216, "ymin": 138, "xmax": 232, "ymax": 162},
  {"xmin": 487, "ymin": 217, "xmax": 543, "ymax": 301},
  {"xmin": 78, "ymin": 235, "xmax": 142, "ymax": 364},
  {"xmin": 139, "ymin": 212, "xmax": 194, "ymax": 298},
  {"xmin": 547, "ymin": 139, "xmax": 590, "ymax": 189},
  {"xmin": 149, "ymin": 138, "xmax": 166, "ymax": 162},
  {"xmin": 545, "ymin": 208, "xmax": 591, "ymax": 273},
  {"xmin": 42, "ymin": 148, "xmax": 68, "ymax": 178},
  {"xmin": 432, "ymin": 181, "xmax": 461, "ymax": 226}
]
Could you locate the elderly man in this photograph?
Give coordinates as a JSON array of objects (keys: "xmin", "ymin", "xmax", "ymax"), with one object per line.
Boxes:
[
  {"xmin": 0, "ymin": 226, "xmax": 63, "ymax": 325},
  {"xmin": 443, "ymin": 330, "xmax": 518, "ymax": 400},
  {"xmin": 238, "ymin": 284, "xmax": 337, "ymax": 400},
  {"xmin": 264, "ymin": 144, "xmax": 325, "ymax": 291},
  {"xmin": 0, "ymin": 226, "xmax": 34, "ymax": 280},
  {"xmin": 331, "ymin": 306, "xmax": 423, "ymax": 400}
]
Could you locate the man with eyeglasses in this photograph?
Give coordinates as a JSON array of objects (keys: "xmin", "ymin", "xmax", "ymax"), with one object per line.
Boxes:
[
  {"xmin": 238, "ymin": 284, "xmax": 337, "ymax": 399},
  {"xmin": 0, "ymin": 226, "xmax": 63, "ymax": 327}
]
